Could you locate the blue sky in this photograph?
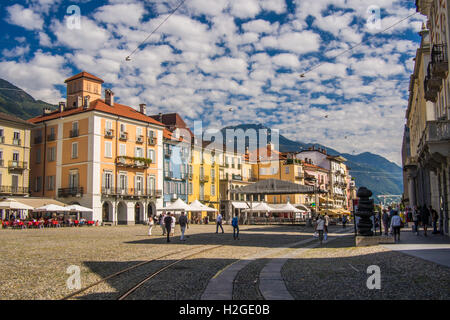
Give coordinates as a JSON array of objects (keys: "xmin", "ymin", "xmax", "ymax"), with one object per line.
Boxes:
[{"xmin": 0, "ymin": 0, "xmax": 425, "ymax": 165}]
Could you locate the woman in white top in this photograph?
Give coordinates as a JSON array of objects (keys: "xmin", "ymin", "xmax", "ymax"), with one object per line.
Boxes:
[
  {"xmin": 315, "ymin": 215, "xmax": 325, "ymax": 245},
  {"xmin": 390, "ymin": 211, "xmax": 402, "ymax": 242},
  {"xmin": 171, "ymin": 213, "xmax": 176, "ymax": 236},
  {"xmin": 148, "ymin": 216, "xmax": 154, "ymax": 236}
]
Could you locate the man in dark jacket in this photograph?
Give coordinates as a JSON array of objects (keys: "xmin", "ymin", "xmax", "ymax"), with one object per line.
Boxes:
[{"xmin": 164, "ymin": 212, "xmax": 173, "ymax": 242}]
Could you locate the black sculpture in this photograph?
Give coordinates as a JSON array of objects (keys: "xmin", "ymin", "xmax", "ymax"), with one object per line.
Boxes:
[{"xmin": 356, "ymin": 187, "xmax": 374, "ymax": 236}]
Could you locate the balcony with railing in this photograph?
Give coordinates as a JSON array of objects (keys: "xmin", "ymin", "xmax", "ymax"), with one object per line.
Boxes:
[
  {"xmin": 431, "ymin": 43, "xmax": 448, "ymax": 78},
  {"xmin": 148, "ymin": 136, "xmax": 157, "ymax": 145},
  {"xmin": 12, "ymin": 138, "xmax": 21, "ymax": 146},
  {"xmin": 294, "ymin": 173, "xmax": 304, "ymax": 180},
  {"xmin": 47, "ymin": 133, "xmax": 56, "ymax": 141},
  {"xmin": 164, "ymin": 148, "xmax": 172, "ymax": 158},
  {"xmin": 58, "ymin": 187, "xmax": 84, "ymax": 197},
  {"xmin": 199, "ymin": 174, "xmax": 210, "ymax": 183},
  {"xmin": 116, "ymin": 156, "xmax": 151, "ymax": 169},
  {"xmin": 136, "ymin": 135, "xmax": 144, "ymax": 144},
  {"xmin": 102, "ymin": 187, "xmax": 162, "ymax": 198},
  {"xmin": 8, "ymin": 161, "xmax": 27, "ymax": 171},
  {"xmin": 119, "ymin": 132, "xmax": 128, "ymax": 141},
  {"xmin": 104, "ymin": 129, "xmax": 114, "ymax": 138},
  {"xmin": 0, "ymin": 186, "xmax": 29, "ymax": 194},
  {"xmin": 69, "ymin": 129, "xmax": 79, "ymax": 138},
  {"xmin": 418, "ymin": 120, "xmax": 450, "ymax": 157},
  {"xmin": 164, "ymin": 171, "xmax": 173, "ymax": 179}
]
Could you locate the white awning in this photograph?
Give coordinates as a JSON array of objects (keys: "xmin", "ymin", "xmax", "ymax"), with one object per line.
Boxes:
[
  {"xmin": 157, "ymin": 198, "xmax": 193, "ymax": 211},
  {"xmin": 231, "ymin": 202, "xmax": 249, "ymax": 209},
  {"xmin": 189, "ymin": 200, "xmax": 218, "ymax": 212}
]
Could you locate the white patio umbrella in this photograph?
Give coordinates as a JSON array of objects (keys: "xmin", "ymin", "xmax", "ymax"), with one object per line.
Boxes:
[
  {"xmin": 33, "ymin": 204, "xmax": 69, "ymax": 212},
  {"xmin": 0, "ymin": 199, "xmax": 34, "ymax": 220},
  {"xmin": 65, "ymin": 204, "xmax": 93, "ymax": 220},
  {"xmin": 270, "ymin": 202, "xmax": 303, "ymax": 213},
  {"xmin": 0, "ymin": 199, "xmax": 34, "ymax": 210}
]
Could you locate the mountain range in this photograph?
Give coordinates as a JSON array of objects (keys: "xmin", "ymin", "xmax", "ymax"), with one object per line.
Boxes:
[
  {"xmin": 219, "ymin": 124, "xmax": 403, "ymax": 203},
  {"xmin": 0, "ymin": 79, "xmax": 403, "ymax": 203}
]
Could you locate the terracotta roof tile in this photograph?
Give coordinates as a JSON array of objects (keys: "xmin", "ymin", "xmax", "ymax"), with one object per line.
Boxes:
[
  {"xmin": 64, "ymin": 71, "xmax": 104, "ymax": 83},
  {"xmin": 28, "ymin": 99, "xmax": 164, "ymax": 127}
]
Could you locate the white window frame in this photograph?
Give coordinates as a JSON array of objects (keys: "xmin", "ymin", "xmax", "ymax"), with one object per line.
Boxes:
[
  {"xmin": 105, "ymin": 141, "xmax": 112, "ymax": 158},
  {"xmin": 71, "ymin": 142, "xmax": 78, "ymax": 159}
]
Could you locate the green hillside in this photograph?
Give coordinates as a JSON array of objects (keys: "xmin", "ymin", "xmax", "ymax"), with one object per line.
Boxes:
[{"xmin": 0, "ymin": 79, "xmax": 56, "ymax": 120}]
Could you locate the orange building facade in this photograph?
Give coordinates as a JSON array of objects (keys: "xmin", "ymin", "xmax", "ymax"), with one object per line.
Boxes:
[{"xmin": 28, "ymin": 72, "xmax": 165, "ymax": 224}]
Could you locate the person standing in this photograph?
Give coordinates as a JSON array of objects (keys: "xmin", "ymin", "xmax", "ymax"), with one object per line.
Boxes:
[
  {"xmin": 323, "ymin": 213, "xmax": 330, "ymax": 241},
  {"xmin": 412, "ymin": 206, "xmax": 420, "ymax": 236},
  {"xmin": 148, "ymin": 216, "xmax": 154, "ymax": 236},
  {"xmin": 430, "ymin": 205, "xmax": 439, "ymax": 234},
  {"xmin": 216, "ymin": 212, "xmax": 224, "ymax": 234},
  {"xmin": 170, "ymin": 213, "xmax": 176, "ymax": 236},
  {"xmin": 382, "ymin": 209, "xmax": 389, "ymax": 235},
  {"xmin": 315, "ymin": 215, "xmax": 325, "ymax": 245},
  {"xmin": 160, "ymin": 213, "xmax": 166, "ymax": 235},
  {"xmin": 179, "ymin": 212, "xmax": 188, "ymax": 241},
  {"xmin": 420, "ymin": 205, "xmax": 430, "ymax": 237},
  {"xmin": 232, "ymin": 213, "xmax": 239, "ymax": 240},
  {"xmin": 390, "ymin": 210, "xmax": 402, "ymax": 242},
  {"xmin": 164, "ymin": 213, "xmax": 173, "ymax": 242}
]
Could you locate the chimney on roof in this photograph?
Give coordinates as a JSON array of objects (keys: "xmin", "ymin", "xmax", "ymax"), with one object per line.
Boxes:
[
  {"xmin": 58, "ymin": 102, "xmax": 65, "ymax": 113},
  {"xmin": 139, "ymin": 104, "xmax": 147, "ymax": 115},
  {"xmin": 267, "ymin": 143, "xmax": 273, "ymax": 157},
  {"xmin": 43, "ymin": 107, "xmax": 52, "ymax": 115},
  {"xmin": 84, "ymin": 96, "xmax": 90, "ymax": 110},
  {"xmin": 245, "ymin": 146, "xmax": 249, "ymax": 156},
  {"xmin": 105, "ymin": 89, "xmax": 114, "ymax": 106}
]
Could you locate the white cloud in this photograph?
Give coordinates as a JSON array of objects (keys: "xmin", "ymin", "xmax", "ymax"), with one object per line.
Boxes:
[
  {"xmin": 6, "ymin": 4, "xmax": 44, "ymax": 30},
  {"xmin": 94, "ymin": 3, "xmax": 146, "ymax": 26}
]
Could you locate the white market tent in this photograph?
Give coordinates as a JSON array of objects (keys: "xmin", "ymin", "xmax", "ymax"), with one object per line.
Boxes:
[
  {"xmin": 157, "ymin": 198, "xmax": 193, "ymax": 212},
  {"xmin": 270, "ymin": 202, "xmax": 303, "ymax": 213},
  {"xmin": 189, "ymin": 200, "xmax": 218, "ymax": 212},
  {"xmin": 65, "ymin": 204, "xmax": 93, "ymax": 212},
  {"xmin": 243, "ymin": 202, "xmax": 273, "ymax": 213}
]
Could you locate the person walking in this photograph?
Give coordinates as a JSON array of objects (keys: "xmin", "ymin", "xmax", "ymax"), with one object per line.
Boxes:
[
  {"xmin": 148, "ymin": 216, "xmax": 154, "ymax": 236},
  {"xmin": 216, "ymin": 212, "xmax": 224, "ymax": 234},
  {"xmin": 420, "ymin": 205, "xmax": 430, "ymax": 237},
  {"xmin": 390, "ymin": 210, "xmax": 402, "ymax": 242},
  {"xmin": 342, "ymin": 215, "xmax": 347, "ymax": 228},
  {"xmin": 382, "ymin": 209, "xmax": 390, "ymax": 235},
  {"xmin": 170, "ymin": 213, "xmax": 176, "ymax": 236},
  {"xmin": 412, "ymin": 206, "xmax": 420, "ymax": 236},
  {"xmin": 179, "ymin": 212, "xmax": 188, "ymax": 241},
  {"xmin": 164, "ymin": 213, "xmax": 173, "ymax": 242},
  {"xmin": 160, "ymin": 213, "xmax": 166, "ymax": 235},
  {"xmin": 315, "ymin": 215, "xmax": 325, "ymax": 245},
  {"xmin": 323, "ymin": 212, "xmax": 330, "ymax": 241},
  {"xmin": 232, "ymin": 213, "xmax": 239, "ymax": 240},
  {"xmin": 430, "ymin": 205, "xmax": 439, "ymax": 234}
]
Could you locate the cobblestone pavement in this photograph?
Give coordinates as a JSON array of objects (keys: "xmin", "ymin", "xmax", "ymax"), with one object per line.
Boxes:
[
  {"xmin": 1, "ymin": 224, "xmax": 449, "ymax": 300},
  {"xmin": 282, "ymin": 235, "xmax": 450, "ymax": 300}
]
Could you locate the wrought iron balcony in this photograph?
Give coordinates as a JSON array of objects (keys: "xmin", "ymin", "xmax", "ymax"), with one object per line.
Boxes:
[
  {"xmin": 164, "ymin": 148, "xmax": 172, "ymax": 157},
  {"xmin": 418, "ymin": 120, "xmax": 450, "ymax": 156},
  {"xmin": 148, "ymin": 137, "xmax": 157, "ymax": 145},
  {"xmin": 104, "ymin": 129, "xmax": 114, "ymax": 138},
  {"xmin": 424, "ymin": 63, "xmax": 442, "ymax": 102},
  {"xmin": 8, "ymin": 161, "xmax": 27, "ymax": 171},
  {"xmin": 119, "ymin": 132, "xmax": 128, "ymax": 141},
  {"xmin": 47, "ymin": 133, "xmax": 56, "ymax": 141},
  {"xmin": 431, "ymin": 43, "xmax": 448, "ymax": 78},
  {"xmin": 70, "ymin": 129, "xmax": 79, "ymax": 138},
  {"xmin": 136, "ymin": 135, "xmax": 144, "ymax": 144},
  {"xmin": 12, "ymin": 138, "xmax": 21, "ymax": 146},
  {"xmin": 0, "ymin": 186, "xmax": 29, "ymax": 194},
  {"xmin": 116, "ymin": 156, "xmax": 150, "ymax": 168},
  {"xmin": 58, "ymin": 187, "xmax": 83, "ymax": 197},
  {"xmin": 199, "ymin": 175, "xmax": 210, "ymax": 183}
]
